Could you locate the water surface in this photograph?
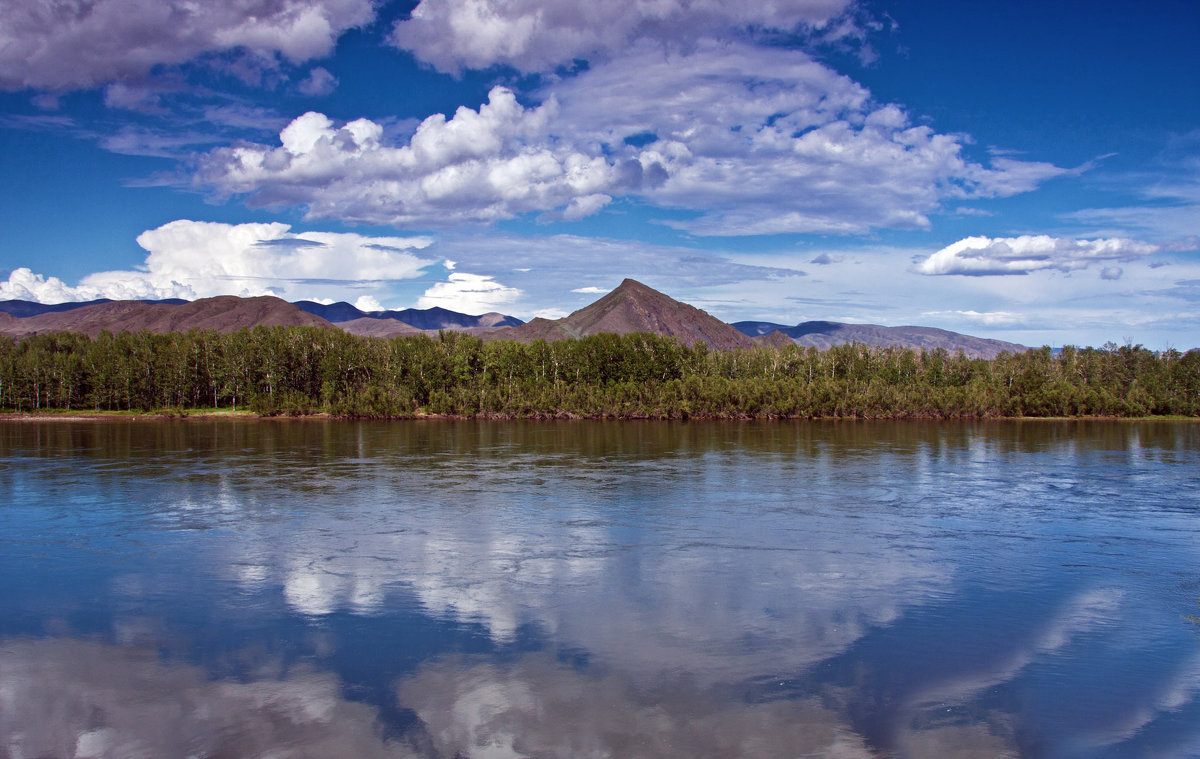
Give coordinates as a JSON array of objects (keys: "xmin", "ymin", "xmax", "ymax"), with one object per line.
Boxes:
[{"xmin": 1, "ymin": 420, "xmax": 1198, "ymax": 758}]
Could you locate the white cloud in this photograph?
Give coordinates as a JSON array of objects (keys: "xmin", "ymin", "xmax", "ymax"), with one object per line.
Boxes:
[
  {"xmin": 0, "ymin": 0, "xmax": 375, "ymax": 92},
  {"xmin": 298, "ymin": 66, "xmax": 338, "ymax": 96},
  {"xmin": 417, "ymin": 272, "xmax": 522, "ymax": 314},
  {"xmin": 914, "ymin": 235, "xmax": 1160, "ymax": 276},
  {"xmin": 195, "ymin": 44, "xmax": 1065, "ymax": 235},
  {"xmin": 0, "ymin": 220, "xmax": 435, "ymax": 304},
  {"xmin": 571, "ymin": 286, "xmax": 609, "ymax": 294},
  {"xmin": 921, "ymin": 309, "xmax": 1025, "ymax": 327},
  {"xmin": 354, "ymin": 295, "xmax": 385, "ymax": 312},
  {"xmin": 0, "ymin": 268, "xmax": 110, "ymax": 305},
  {"xmin": 545, "ymin": 192, "xmax": 612, "ymax": 222},
  {"xmin": 389, "ymin": 0, "xmax": 855, "ymax": 74},
  {"xmin": 196, "ymin": 88, "xmax": 617, "ymax": 226}
]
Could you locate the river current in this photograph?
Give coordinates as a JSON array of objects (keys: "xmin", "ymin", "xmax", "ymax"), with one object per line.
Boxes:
[{"xmin": 1, "ymin": 420, "xmax": 1198, "ymax": 758}]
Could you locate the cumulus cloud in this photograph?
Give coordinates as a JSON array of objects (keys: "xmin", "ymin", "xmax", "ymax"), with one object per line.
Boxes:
[
  {"xmin": 914, "ymin": 235, "xmax": 1160, "ymax": 277},
  {"xmin": 0, "ymin": 220, "xmax": 434, "ymax": 304},
  {"xmin": 0, "ymin": 638, "xmax": 414, "ymax": 759},
  {"xmin": 195, "ymin": 88, "xmax": 617, "ymax": 226},
  {"xmin": 354, "ymin": 294, "xmax": 386, "ymax": 312},
  {"xmin": 389, "ymin": 0, "xmax": 855, "ymax": 74},
  {"xmin": 417, "ymin": 272, "xmax": 522, "ymax": 313},
  {"xmin": 571, "ymin": 286, "xmax": 609, "ymax": 294},
  {"xmin": 194, "ymin": 44, "xmax": 1065, "ymax": 235},
  {"xmin": 0, "ymin": 0, "xmax": 375, "ymax": 92}
]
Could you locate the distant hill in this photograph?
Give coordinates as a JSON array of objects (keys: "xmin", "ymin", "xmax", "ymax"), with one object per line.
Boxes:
[
  {"xmin": 734, "ymin": 320, "xmax": 1027, "ymax": 359},
  {"xmin": 750, "ymin": 330, "xmax": 797, "ymax": 349},
  {"xmin": 336, "ymin": 317, "xmax": 424, "ymax": 339},
  {"xmin": 295, "ymin": 301, "xmax": 523, "ymax": 330},
  {"xmin": 496, "ymin": 278, "xmax": 755, "ymax": 350},
  {"xmin": 293, "ymin": 300, "xmax": 369, "ymax": 323},
  {"xmin": 388, "ymin": 306, "xmax": 522, "ymax": 330},
  {"xmin": 0, "ymin": 295, "xmax": 332, "ymax": 338},
  {"xmin": 0, "ymin": 298, "xmax": 186, "ymax": 317}
]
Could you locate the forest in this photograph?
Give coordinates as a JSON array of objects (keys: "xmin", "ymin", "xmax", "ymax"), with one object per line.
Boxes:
[{"xmin": 1, "ymin": 327, "xmax": 1198, "ymax": 419}]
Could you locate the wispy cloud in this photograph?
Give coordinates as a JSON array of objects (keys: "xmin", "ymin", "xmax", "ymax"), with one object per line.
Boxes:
[{"xmin": 914, "ymin": 235, "xmax": 1160, "ymax": 277}]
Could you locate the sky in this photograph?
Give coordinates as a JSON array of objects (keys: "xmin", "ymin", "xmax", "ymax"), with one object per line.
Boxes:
[{"xmin": 0, "ymin": 0, "xmax": 1198, "ymax": 349}]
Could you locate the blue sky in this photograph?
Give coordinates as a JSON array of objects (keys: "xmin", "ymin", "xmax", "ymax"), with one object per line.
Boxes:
[{"xmin": 1, "ymin": 0, "xmax": 1197, "ymax": 348}]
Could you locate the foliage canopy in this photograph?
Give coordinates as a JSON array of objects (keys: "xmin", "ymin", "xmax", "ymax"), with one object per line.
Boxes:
[{"xmin": 1, "ymin": 328, "xmax": 1197, "ymax": 419}]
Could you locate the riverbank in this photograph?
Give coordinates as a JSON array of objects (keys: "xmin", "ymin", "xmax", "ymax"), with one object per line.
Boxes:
[{"xmin": 2, "ymin": 409, "xmax": 1196, "ymax": 423}]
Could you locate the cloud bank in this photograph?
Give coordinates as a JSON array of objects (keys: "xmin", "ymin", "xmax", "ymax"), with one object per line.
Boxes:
[
  {"xmin": 389, "ymin": 0, "xmax": 856, "ymax": 74},
  {"xmin": 0, "ymin": 0, "xmax": 375, "ymax": 92},
  {"xmin": 195, "ymin": 44, "xmax": 1066, "ymax": 235}
]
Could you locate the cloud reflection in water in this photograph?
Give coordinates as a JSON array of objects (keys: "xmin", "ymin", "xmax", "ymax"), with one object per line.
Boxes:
[{"xmin": 0, "ymin": 638, "xmax": 414, "ymax": 759}]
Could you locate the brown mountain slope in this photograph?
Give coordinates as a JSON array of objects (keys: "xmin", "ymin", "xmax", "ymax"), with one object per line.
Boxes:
[
  {"xmin": 788, "ymin": 323, "xmax": 1025, "ymax": 359},
  {"xmin": 0, "ymin": 295, "xmax": 333, "ymax": 338},
  {"xmin": 751, "ymin": 330, "xmax": 797, "ymax": 349},
  {"xmin": 337, "ymin": 317, "xmax": 424, "ymax": 339},
  {"xmin": 496, "ymin": 279, "xmax": 755, "ymax": 350}
]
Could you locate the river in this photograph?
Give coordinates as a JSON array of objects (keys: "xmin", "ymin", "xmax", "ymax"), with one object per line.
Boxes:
[{"xmin": 1, "ymin": 420, "xmax": 1198, "ymax": 758}]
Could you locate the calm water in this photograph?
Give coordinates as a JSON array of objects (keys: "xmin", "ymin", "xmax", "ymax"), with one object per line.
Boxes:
[{"xmin": 1, "ymin": 420, "xmax": 1198, "ymax": 758}]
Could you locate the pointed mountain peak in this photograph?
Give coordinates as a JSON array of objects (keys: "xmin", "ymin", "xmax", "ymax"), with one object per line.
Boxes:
[
  {"xmin": 611, "ymin": 278, "xmax": 658, "ymax": 296},
  {"xmin": 587, "ymin": 278, "xmax": 672, "ymax": 308},
  {"xmin": 503, "ymin": 277, "xmax": 754, "ymax": 350}
]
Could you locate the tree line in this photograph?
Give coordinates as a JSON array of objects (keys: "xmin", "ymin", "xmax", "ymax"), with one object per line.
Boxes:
[{"xmin": 1, "ymin": 327, "xmax": 1198, "ymax": 419}]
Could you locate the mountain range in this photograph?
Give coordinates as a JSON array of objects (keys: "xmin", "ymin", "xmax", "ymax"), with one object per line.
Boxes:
[{"xmin": 0, "ymin": 280, "xmax": 1028, "ymax": 357}]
